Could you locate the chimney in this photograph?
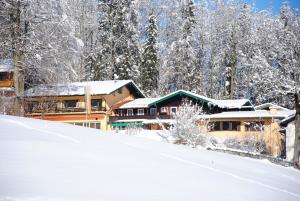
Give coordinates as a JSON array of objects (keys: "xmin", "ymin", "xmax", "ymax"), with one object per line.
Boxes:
[{"xmin": 269, "ymin": 106, "xmax": 277, "ymax": 115}]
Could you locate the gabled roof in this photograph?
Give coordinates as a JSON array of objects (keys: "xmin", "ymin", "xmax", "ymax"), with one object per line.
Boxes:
[
  {"xmin": 148, "ymin": 90, "xmax": 214, "ymax": 107},
  {"xmin": 254, "ymin": 103, "xmax": 290, "ymax": 111},
  {"xmin": 212, "ymin": 99, "xmax": 253, "ymax": 109},
  {"xmin": 147, "ymin": 90, "xmax": 253, "ymax": 110},
  {"xmin": 24, "ymin": 80, "xmax": 145, "ymax": 98},
  {"xmin": 119, "ymin": 98, "xmax": 160, "ymax": 109},
  {"xmin": 0, "ymin": 59, "xmax": 13, "ymax": 73}
]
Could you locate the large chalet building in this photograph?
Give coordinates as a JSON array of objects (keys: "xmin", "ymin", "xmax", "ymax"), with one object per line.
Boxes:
[
  {"xmin": 24, "ymin": 80, "xmax": 145, "ymax": 130},
  {"xmin": 110, "ymin": 90, "xmax": 254, "ymax": 129}
]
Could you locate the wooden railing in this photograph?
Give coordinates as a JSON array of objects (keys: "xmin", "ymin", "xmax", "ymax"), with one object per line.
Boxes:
[
  {"xmin": 109, "ymin": 115, "xmax": 171, "ymax": 122},
  {"xmin": 0, "ymin": 80, "xmax": 13, "ymax": 87},
  {"xmin": 26, "ymin": 106, "xmax": 106, "ymax": 114}
]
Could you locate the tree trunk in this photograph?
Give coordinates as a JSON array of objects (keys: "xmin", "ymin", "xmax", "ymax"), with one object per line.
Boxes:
[
  {"xmin": 293, "ymin": 92, "xmax": 300, "ymax": 168},
  {"xmin": 10, "ymin": 0, "xmax": 25, "ymax": 115}
]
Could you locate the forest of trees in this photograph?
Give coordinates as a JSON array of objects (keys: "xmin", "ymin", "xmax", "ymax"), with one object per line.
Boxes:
[{"xmin": 0, "ymin": 0, "xmax": 299, "ymax": 108}]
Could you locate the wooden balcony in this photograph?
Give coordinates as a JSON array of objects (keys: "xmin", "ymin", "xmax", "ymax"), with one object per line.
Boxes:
[
  {"xmin": 26, "ymin": 106, "xmax": 106, "ymax": 115},
  {"xmin": 0, "ymin": 80, "xmax": 14, "ymax": 87},
  {"xmin": 109, "ymin": 115, "xmax": 171, "ymax": 122},
  {"xmin": 91, "ymin": 106, "xmax": 107, "ymax": 112}
]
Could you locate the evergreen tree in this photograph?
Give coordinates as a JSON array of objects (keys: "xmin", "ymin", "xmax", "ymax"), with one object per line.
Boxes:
[
  {"xmin": 90, "ymin": 0, "xmax": 140, "ymax": 81},
  {"xmin": 162, "ymin": 0, "xmax": 200, "ymax": 93},
  {"xmin": 140, "ymin": 13, "xmax": 159, "ymax": 96}
]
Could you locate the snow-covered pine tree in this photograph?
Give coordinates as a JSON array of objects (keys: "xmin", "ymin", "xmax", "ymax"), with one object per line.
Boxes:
[
  {"xmin": 89, "ymin": 0, "xmax": 115, "ymax": 81},
  {"xmin": 139, "ymin": 13, "xmax": 159, "ymax": 96},
  {"xmin": 112, "ymin": 0, "xmax": 140, "ymax": 81},
  {"xmin": 162, "ymin": 0, "xmax": 200, "ymax": 93},
  {"xmin": 93, "ymin": 0, "xmax": 140, "ymax": 82}
]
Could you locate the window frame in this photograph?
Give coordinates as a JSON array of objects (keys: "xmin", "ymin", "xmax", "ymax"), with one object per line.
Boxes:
[
  {"xmin": 0, "ymin": 72, "xmax": 9, "ymax": 81},
  {"xmin": 170, "ymin": 107, "xmax": 177, "ymax": 114},
  {"xmin": 161, "ymin": 107, "xmax": 168, "ymax": 113},
  {"xmin": 63, "ymin": 100, "xmax": 79, "ymax": 108},
  {"xmin": 91, "ymin": 99, "xmax": 102, "ymax": 108},
  {"xmin": 127, "ymin": 109, "xmax": 134, "ymax": 116},
  {"xmin": 137, "ymin": 108, "xmax": 144, "ymax": 116},
  {"xmin": 150, "ymin": 108, "xmax": 157, "ymax": 116}
]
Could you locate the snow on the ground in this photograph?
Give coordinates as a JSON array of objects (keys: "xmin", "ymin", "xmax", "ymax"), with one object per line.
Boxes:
[
  {"xmin": 1, "ymin": 115, "xmax": 300, "ymax": 201},
  {"xmin": 112, "ymin": 129, "xmax": 166, "ymax": 141}
]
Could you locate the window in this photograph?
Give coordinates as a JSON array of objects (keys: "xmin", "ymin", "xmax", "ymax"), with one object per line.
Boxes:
[
  {"xmin": 127, "ymin": 109, "xmax": 133, "ymax": 116},
  {"xmin": 0, "ymin": 72, "xmax": 8, "ymax": 81},
  {"xmin": 210, "ymin": 122, "xmax": 221, "ymax": 131},
  {"xmin": 232, "ymin": 122, "xmax": 241, "ymax": 131},
  {"xmin": 74, "ymin": 122, "xmax": 84, "ymax": 126},
  {"xmin": 91, "ymin": 99, "xmax": 102, "ymax": 108},
  {"xmin": 118, "ymin": 109, "xmax": 125, "ymax": 116},
  {"xmin": 170, "ymin": 107, "xmax": 177, "ymax": 114},
  {"xmin": 161, "ymin": 107, "xmax": 168, "ymax": 113},
  {"xmin": 245, "ymin": 122, "xmax": 264, "ymax": 132},
  {"xmin": 223, "ymin": 122, "xmax": 230, "ymax": 130},
  {"xmin": 64, "ymin": 100, "xmax": 78, "ymax": 108},
  {"xmin": 209, "ymin": 122, "xmax": 241, "ymax": 131},
  {"xmin": 137, "ymin": 109, "xmax": 144, "ymax": 116},
  {"xmin": 73, "ymin": 122, "xmax": 101, "ymax": 130},
  {"xmin": 90, "ymin": 122, "xmax": 101, "ymax": 129},
  {"xmin": 150, "ymin": 108, "xmax": 157, "ymax": 116}
]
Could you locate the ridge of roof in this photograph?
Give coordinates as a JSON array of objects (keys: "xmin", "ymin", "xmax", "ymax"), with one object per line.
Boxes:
[
  {"xmin": 148, "ymin": 90, "xmax": 214, "ymax": 107},
  {"xmin": 24, "ymin": 80, "xmax": 145, "ymax": 97}
]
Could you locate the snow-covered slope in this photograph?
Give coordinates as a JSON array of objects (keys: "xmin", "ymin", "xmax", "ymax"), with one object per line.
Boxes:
[{"xmin": 0, "ymin": 115, "xmax": 300, "ymax": 201}]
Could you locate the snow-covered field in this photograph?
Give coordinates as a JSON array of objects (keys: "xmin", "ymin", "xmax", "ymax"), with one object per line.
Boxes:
[{"xmin": 1, "ymin": 115, "xmax": 300, "ymax": 201}]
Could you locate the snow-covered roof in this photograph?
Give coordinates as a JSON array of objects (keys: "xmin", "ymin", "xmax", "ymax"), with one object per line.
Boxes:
[
  {"xmin": 199, "ymin": 109, "xmax": 296, "ymax": 120},
  {"xmin": 24, "ymin": 80, "xmax": 145, "ymax": 97},
  {"xmin": 0, "ymin": 59, "xmax": 13, "ymax": 73},
  {"xmin": 212, "ymin": 99, "xmax": 253, "ymax": 109},
  {"xmin": 254, "ymin": 103, "xmax": 290, "ymax": 111},
  {"xmin": 119, "ymin": 98, "xmax": 160, "ymax": 109},
  {"xmin": 147, "ymin": 90, "xmax": 253, "ymax": 109},
  {"xmin": 148, "ymin": 90, "xmax": 215, "ymax": 107}
]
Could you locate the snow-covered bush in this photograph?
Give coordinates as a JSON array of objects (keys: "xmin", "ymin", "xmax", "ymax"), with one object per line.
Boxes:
[
  {"xmin": 169, "ymin": 101, "xmax": 208, "ymax": 148},
  {"xmin": 224, "ymin": 131, "xmax": 266, "ymax": 154}
]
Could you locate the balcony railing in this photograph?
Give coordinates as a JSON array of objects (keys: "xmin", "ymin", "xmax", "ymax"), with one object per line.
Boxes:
[
  {"xmin": 109, "ymin": 115, "xmax": 171, "ymax": 122},
  {"xmin": 91, "ymin": 106, "xmax": 107, "ymax": 112},
  {"xmin": 26, "ymin": 106, "xmax": 106, "ymax": 114},
  {"xmin": 0, "ymin": 80, "xmax": 13, "ymax": 87}
]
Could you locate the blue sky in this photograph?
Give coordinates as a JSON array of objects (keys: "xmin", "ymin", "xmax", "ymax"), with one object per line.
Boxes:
[
  {"xmin": 195, "ymin": 0, "xmax": 300, "ymax": 15},
  {"xmin": 243, "ymin": 0, "xmax": 300, "ymax": 14}
]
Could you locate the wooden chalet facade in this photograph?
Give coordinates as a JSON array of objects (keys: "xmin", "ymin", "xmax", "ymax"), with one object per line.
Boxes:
[
  {"xmin": 24, "ymin": 80, "xmax": 145, "ymax": 130},
  {"xmin": 110, "ymin": 90, "xmax": 254, "ymax": 129}
]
